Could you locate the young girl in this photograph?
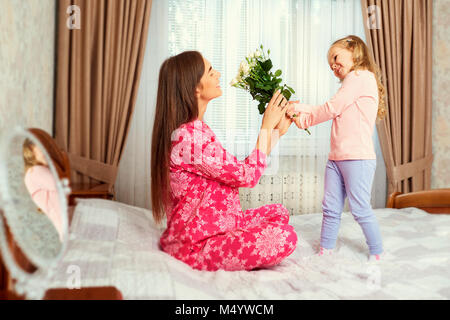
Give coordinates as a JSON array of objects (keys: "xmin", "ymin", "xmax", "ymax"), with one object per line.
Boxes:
[
  {"xmin": 151, "ymin": 51, "xmax": 297, "ymax": 271},
  {"xmin": 287, "ymin": 35, "xmax": 386, "ymax": 261},
  {"xmin": 23, "ymin": 139, "xmax": 63, "ymax": 240}
]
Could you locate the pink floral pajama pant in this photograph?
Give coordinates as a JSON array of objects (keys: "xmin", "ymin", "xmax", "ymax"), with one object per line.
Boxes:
[{"xmin": 183, "ymin": 204, "xmax": 298, "ymax": 271}]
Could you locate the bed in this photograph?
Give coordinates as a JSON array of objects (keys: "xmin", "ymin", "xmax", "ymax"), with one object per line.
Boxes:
[
  {"xmin": 45, "ymin": 196, "xmax": 450, "ymax": 300},
  {"xmin": 1, "ymin": 128, "xmax": 448, "ymax": 300}
]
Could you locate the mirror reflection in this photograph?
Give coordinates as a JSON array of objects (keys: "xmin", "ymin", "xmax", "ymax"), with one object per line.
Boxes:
[
  {"xmin": 0, "ymin": 131, "xmax": 64, "ymax": 273},
  {"xmin": 22, "ymin": 138, "xmax": 63, "ymax": 240}
]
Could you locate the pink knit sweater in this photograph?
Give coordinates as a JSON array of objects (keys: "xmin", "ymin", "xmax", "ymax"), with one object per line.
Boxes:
[
  {"xmin": 290, "ymin": 69, "xmax": 379, "ymax": 160},
  {"xmin": 24, "ymin": 165, "xmax": 63, "ymax": 239}
]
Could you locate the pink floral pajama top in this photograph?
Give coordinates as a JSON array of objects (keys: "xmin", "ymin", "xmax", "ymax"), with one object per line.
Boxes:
[{"xmin": 159, "ymin": 119, "xmax": 297, "ymax": 271}]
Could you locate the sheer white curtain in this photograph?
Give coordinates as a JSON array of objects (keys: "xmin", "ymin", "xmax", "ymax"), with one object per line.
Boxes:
[{"xmin": 116, "ymin": 0, "xmax": 387, "ymax": 214}]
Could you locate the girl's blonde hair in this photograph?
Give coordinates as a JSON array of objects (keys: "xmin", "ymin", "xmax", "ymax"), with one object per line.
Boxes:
[
  {"xmin": 23, "ymin": 139, "xmax": 44, "ymax": 173},
  {"xmin": 23, "ymin": 138, "xmax": 46, "ymax": 214},
  {"xmin": 329, "ymin": 35, "xmax": 386, "ymax": 120}
]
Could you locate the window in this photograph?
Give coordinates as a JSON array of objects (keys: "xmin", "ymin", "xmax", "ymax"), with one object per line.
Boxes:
[
  {"xmin": 116, "ymin": 0, "xmax": 387, "ymax": 213},
  {"xmin": 167, "ymin": 0, "xmax": 366, "ymax": 158}
]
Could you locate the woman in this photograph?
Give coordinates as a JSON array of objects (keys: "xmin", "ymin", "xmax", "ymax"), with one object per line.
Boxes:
[{"xmin": 151, "ymin": 51, "xmax": 297, "ymax": 271}]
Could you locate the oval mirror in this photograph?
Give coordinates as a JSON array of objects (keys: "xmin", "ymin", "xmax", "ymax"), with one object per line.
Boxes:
[{"xmin": 0, "ymin": 127, "xmax": 70, "ymax": 299}]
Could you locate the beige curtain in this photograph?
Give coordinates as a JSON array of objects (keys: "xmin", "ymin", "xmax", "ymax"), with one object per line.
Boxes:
[
  {"xmin": 360, "ymin": 0, "xmax": 433, "ymax": 196},
  {"xmin": 55, "ymin": 0, "xmax": 152, "ymax": 191}
]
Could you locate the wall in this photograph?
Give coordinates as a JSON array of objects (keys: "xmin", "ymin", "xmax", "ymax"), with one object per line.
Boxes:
[
  {"xmin": 0, "ymin": 0, "xmax": 56, "ymax": 135},
  {"xmin": 431, "ymin": 0, "xmax": 450, "ymax": 188}
]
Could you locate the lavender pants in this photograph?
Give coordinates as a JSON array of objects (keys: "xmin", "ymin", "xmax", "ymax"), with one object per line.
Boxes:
[{"xmin": 320, "ymin": 159, "xmax": 383, "ymax": 255}]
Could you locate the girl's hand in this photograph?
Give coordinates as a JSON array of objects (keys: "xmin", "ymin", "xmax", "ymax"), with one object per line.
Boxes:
[
  {"xmin": 292, "ymin": 115, "xmax": 306, "ymax": 129},
  {"xmin": 286, "ymin": 100, "xmax": 300, "ymax": 118},
  {"xmin": 287, "ymin": 101, "xmax": 311, "ymax": 134},
  {"xmin": 286, "ymin": 107, "xmax": 307, "ymax": 130},
  {"xmin": 261, "ymin": 90, "xmax": 289, "ymax": 130},
  {"xmin": 286, "ymin": 106, "xmax": 300, "ymax": 120}
]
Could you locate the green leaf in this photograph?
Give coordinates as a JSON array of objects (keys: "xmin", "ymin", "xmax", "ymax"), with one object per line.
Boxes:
[
  {"xmin": 257, "ymin": 60, "xmax": 264, "ymax": 70},
  {"xmin": 261, "ymin": 59, "xmax": 273, "ymax": 72},
  {"xmin": 282, "ymin": 89, "xmax": 292, "ymax": 100},
  {"xmin": 247, "ymin": 78, "xmax": 255, "ymax": 89},
  {"xmin": 287, "ymin": 86, "xmax": 295, "ymax": 94},
  {"xmin": 258, "ymin": 102, "xmax": 266, "ymax": 114}
]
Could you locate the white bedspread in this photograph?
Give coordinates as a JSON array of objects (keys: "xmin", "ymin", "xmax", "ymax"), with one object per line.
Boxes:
[{"xmin": 48, "ymin": 199, "xmax": 450, "ymax": 299}]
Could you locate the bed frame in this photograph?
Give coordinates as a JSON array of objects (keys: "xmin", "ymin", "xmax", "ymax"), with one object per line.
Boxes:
[{"xmin": 386, "ymin": 189, "xmax": 450, "ymax": 214}]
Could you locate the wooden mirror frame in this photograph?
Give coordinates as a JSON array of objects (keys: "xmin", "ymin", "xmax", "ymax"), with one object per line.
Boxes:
[{"xmin": 0, "ymin": 128, "xmax": 121, "ymax": 300}]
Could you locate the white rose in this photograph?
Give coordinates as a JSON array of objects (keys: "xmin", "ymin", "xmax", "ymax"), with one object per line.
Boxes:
[
  {"xmin": 254, "ymin": 50, "xmax": 261, "ymax": 58},
  {"xmin": 230, "ymin": 74, "xmax": 242, "ymax": 86},
  {"xmin": 240, "ymin": 61, "xmax": 250, "ymax": 75}
]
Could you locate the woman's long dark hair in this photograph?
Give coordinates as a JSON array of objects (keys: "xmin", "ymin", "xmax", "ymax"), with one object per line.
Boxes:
[{"xmin": 151, "ymin": 51, "xmax": 204, "ymax": 224}]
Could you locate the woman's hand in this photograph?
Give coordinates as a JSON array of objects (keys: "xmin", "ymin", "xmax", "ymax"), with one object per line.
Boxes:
[
  {"xmin": 256, "ymin": 90, "xmax": 289, "ymax": 156},
  {"xmin": 275, "ymin": 114, "xmax": 293, "ymax": 136},
  {"xmin": 261, "ymin": 90, "xmax": 289, "ymax": 130}
]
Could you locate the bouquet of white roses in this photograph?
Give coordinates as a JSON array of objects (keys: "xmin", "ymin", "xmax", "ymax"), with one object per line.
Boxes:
[{"xmin": 230, "ymin": 45, "xmax": 311, "ymax": 135}]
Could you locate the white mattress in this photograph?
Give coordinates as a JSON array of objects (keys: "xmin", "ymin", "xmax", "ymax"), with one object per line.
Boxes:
[{"xmin": 48, "ymin": 198, "xmax": 450, "ymax": 299}]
